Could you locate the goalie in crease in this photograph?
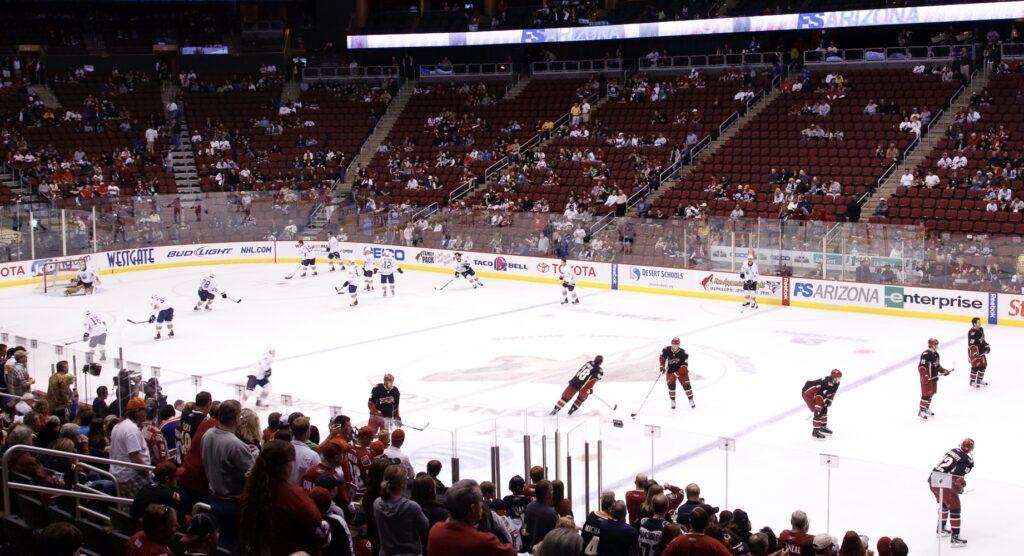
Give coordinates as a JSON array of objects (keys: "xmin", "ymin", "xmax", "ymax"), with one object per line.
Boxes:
[{"xmin": 64, "ymin": 262, "xmax": 100, "ymax": 296}]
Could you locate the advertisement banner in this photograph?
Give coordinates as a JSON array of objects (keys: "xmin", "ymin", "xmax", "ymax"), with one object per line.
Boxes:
[
  {"xmin": 789, "ymin": 277, "xmax": 990, "ymax": 321},
  {"xmin": 998, "ymin": 293, "xmax": 1024, "ymax": 327},
  {"xmin": 103, "ymin": 242, "xmax": 276, "ymax": 272},
  {"xmin": 790, "ymin": 279, "xmax": 884, "ymax": 309}
]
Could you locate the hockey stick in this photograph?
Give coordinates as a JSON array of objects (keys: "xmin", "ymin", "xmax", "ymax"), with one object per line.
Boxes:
[
  {"xmin": 127, "ymin": 318, "xmax": 151, "ymax": 325},
  {"xmin": 225, "ymin": 295, "xmax": 243, "ymax": 304},
  {"xmin": 435, "ymin": 276, "xmax": 457, "ymax": 291},
  {"xmin": 63, "ymin": 339, "xmax": 86, "ymax": 346},
  {"xmin": 399, "ymin": 421, "xmax": 430, "ymax": 432},
  {"xmin": 592, "ymin": 393, "xmax": 618, "ymax": 411},
  {"xmin": 283, "ymin": 265, "xmax": 303, "ymax": 280},
  {"xmin": 631, "ymin": 372, "xmax": 663, "ymax": 419}
]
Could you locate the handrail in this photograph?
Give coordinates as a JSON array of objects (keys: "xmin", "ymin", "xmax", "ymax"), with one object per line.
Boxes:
[
  {"xmin": 804, "ymin": 44, "xmax": 961, "ymax": 65},
  {"xmin": 301, "ymin": 65, "xmax": 401, "ymax": 81},
  {"xmin": 411, "ymin": 202, "xmax": 440, "ymax": 221},
  {"xmin": 3, "ymin": 443, "xmax": 153, "ymax": 516},
  {"xmin": 718, "ymin": 111, "xmax": 739, "ymax": 137},
  {"xmin": 419, "ymin": 62, "xmax": 514, "ymax": 78},
  {"xmin": 531, "ymin": 58, "xmax": 624, "ymax": 75},
  {"xmin": 925, "ymin": 108, "xmax": 945, "ymax": 134},
  {"xmin": 637, "ymin": 52, "xmax": 782, "ymax": 71},
  {"xmin": 1000, "ymin": 42, "xmax": 1024, "ymax": 59},
  {"xmin": 77, "ymin": 461, "xmax": 123, "ymax": 499}
]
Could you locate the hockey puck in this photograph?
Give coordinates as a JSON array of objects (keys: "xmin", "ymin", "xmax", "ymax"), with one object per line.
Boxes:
[{"xmin": 612, "ymin": 419, "xmax": 623, "ymax": 428}]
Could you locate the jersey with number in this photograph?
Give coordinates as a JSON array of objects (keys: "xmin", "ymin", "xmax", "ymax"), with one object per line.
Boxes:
[
  {"xmin": 740, "ymin": 262, "xmax": 760, "ymax": 282},
  {"xmin": 637, "ymin": 516, "xmax": 666, "ymax": 556},
  {"xmin": 919, "ymin": 349, "xmax": 944, "ymax": 381},
  {"xmin": 299, "ymin": 244, "xmax": 316, "ymax": 259},
  {"xmin": 379, "ymin": 256, "xmax": 399, "ymax": 276},
  {"xmin": 568, "ymin": 360, "xmax": 603, "ymax": 390},
  {"xmin": 968, "ymin": 327, "xmax": 989, "ymax": 367},
  {"xmin": 327, "ymin": 237, "xmax": 340, "ymax": 253},
  {"xmin": 454, "ymin": 257, "xmax": 473, "ymax": 273},
  {"xmin": 560, "ymin": 270, "xmax": 577, "ymax": 286},
  {"xmin": 802, "ymin": 378, "xmax": 839, "ymax": 403},
  {"xmin": 659, "ymin": 347, "xmax": 689, "ymax": 373},
  {"xmin": 77, "ymin": 268, "xmax": 99, "ymax": 284},
  {"xmin": 83, "ymin": 314, "xmax": 107, "ymax": 336},
  {"xmin": 176, "ymin": 409, "xmax": 207, "ymax": 461},
  {"xmin": 199, "ymin": 276, "xmax": 219, "ymax": 294},
  {"xmin": 150, "ymin": 295, "xmax": 171, "ymax": 315},
  {"xmin": 342, "ymin": 267, "xmax": 360, "ymax": 287},
  {"xmin": 933, "ymin": 447, "xmax": 973, "ymax": 477},
  {"xmin": 251, "ymin": 352, "xmax": 273, "ymax": 380}
]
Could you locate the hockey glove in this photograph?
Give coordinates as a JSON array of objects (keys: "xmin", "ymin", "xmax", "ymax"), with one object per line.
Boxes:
[
  {"xmin": 454, "ymin": 271, "xmax": 460, "ymax": 276},
  {"xmin": 984, "ymin": 344, "xmax": 991, "ymax": 354},
  {"xmin": 373, "ymin": 268, "xmax": 379, "ymax": 274},
  {"xmin": 83, "ymin": 333, "xmax": 89, "ymax": 341},
  {"xmin": 825, "ymin": 398, "xmax": 832, "ymax": 407},
  {"xmin": 265, "ymin": 368, "xmax": 272, "ymax": 378},
  {"xmin": 221, "ymin": 292, "xmax": 228, "ymax": 299},
  {"xmin": 740, "ymin": 272, "xmax": 745, "ymax": 279},
  {"xmin": 397, "ymin": 268, "xmax": 404, "ymax": 274},
  {"xmin": 149, "ymin": 315, "xmax": 156, "ymax": 323},
  {"xmin": 940, "ymin": 367, "xmax": 950, "ymax": 376}
]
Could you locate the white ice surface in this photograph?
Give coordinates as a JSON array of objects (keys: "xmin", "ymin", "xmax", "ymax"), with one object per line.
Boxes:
[{"xmin": 4, "ymin": 263, "xmax": 1019, "ymax": 553}]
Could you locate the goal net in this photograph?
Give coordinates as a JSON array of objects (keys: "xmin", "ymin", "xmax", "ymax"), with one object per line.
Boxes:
[{"xmin": 37, "ymin": 257, "xmax": 90, "ymax": 294}]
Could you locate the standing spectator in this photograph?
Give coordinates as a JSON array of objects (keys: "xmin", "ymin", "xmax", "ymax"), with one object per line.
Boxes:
[
  {"xmin": 290, "ymin": 416, "xmax": 321, "ymax": 484},
  {"xmin": 597, "ymin": 500, "xmax": 639, "ymax": 555},
  {"xmin": 125, "ymin": 504, "xmax": 179, "ymax": 556},
  {"xmin": 427, "ymin": 479, "xmax": 516, "ymax": 556},
  {"xmin": 524, "ymin": 480, "xmax": 558, "ymax": 553},
  {"xmin": 534, "ymin": 529, "xmax": 584, "ymax": 556},
  {"xmin": 7, "ymin": 351, "xmax": 33, "ymax": 397},
  {"xmin": 674, "ymin": 484, "xmax": 719, "ymax": 529},
  {"xmin": 91, "ymin": 386, "xmax": 109, "ymax": 419},
  {"xmin": 46, "ymin": 360, "xmax": 74, "ymax": 422},
  {"xmin": 582, "ymin": 491, "xmax": 615, "ymax": 551},
  {"xmin": 779, "ymin": 510, "xmax": 815, "ymax": 555},
  {"xmin": 551, "ymin": 480, "xmax": 571, "ymax": 517},
  {"xmin": 240, "ymin": 440, "xmax": 329, "ymax": 556},
  {"xmin": 812, "ymin": 533, "xmax": 838, "ymax": 555},
  {"xmin": 145, "ymin": 126, "xmax": 159, "ymax": 154},
  {"xmin": 663, "ymin": 507, "xmax": 731, "ymax": 555},
  {"xmin": 382, "ymin": 428, "xmax": 414, "ymax": 480},
  {"xmin": 426, "ymin": 459, "xmax": 447, "ymax": 497},
  {"xmin": 141, "ymin": 402, "xmax": 169, "ymax": 465},
  {"xmin": 110, "ymin": 397, "xmax": 151, "ymax": 498},
  {"xmin": 180, "ymin": 513, "xmax": 220, "ymax": 556},
  {"xmin": 638, "ymin": 494, "xmax": 670, "ymax": 556},
  {"xmin": 374, "ymin": 464, "xmax": 429, "ymax": 556},
  {"xmin": 412, "ymin": 474, "xmax": 449, "ymax": 532},
  {"xmin": 202, "ymin": 400, "xmax": 254, "ymax": 552}
]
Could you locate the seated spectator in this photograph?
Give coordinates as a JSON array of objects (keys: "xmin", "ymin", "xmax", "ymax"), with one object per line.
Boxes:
[
  {"xmin": 131, "ymin": 461, "xmax": 186, "ymax": 524},
  {"xmin": 924, "ymin": 170, "xmax": 941, "ymax": 188},
  {"xmin": 180, "ymin": 512, "xmax": 220, "ymax": 556},
  {"xmin": 375, "ymin": 464, "xmax": 429, "ymax": 556},
  {"xmin": 986, "ymin": 199, "xmax": 999, "ymax": 212},
  {"xmin": 730, "ymin": 204, "xmax": 745, "ymax": 221},
  {"xmin": 874, "ymin": 198, "xmax": 890, "ymax": 218},
  {"xmin": 899, "ymin": 170, "xmax": 914, "ymax": 187},
  {"xmin": 33, "ymin": 522, "xmax": 83, "ymax": 556},
  {"xmin": 125, "ymin": 504, "xmax": 179, "ymax": 556},
  {"xmin": 427, "ymin": 479, "xmax": 516, "ymax": 555},
  {"xmin": 855, "ymin": 258, "xmax": 875, "ymax": 283},
  {"xmin": 412, "ymin": 474, "xmax": 449, "ymax": 531}
]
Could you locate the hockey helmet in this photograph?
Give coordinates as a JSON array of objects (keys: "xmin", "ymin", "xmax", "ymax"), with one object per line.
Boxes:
[
  {"xmin": 297, "ymin": 240, "xmax": 304, "ymax": 245},
  {"xmin": 208, "ymin": 272, "xmax": 215, "ymax": 279},
  {"xmin": 84, "ymin": 309, "xmax": 93, "ymax": 316},
  {"xmin": 454, "ymin": 252, "xmax": 462, "ymax": 258},
  {"xmin": 961, "ymin": 438, "xmax": 975, "ymax": 453},
  {"xmin": 671, "ymin": 337, "xmax": 681, "ymax": 345},
  {"xmin": 746, "ymin": 255, "xmax": 754, "ymax": 263},
  {"xmin": 383, "ymin": 373, "xmax": 395, "ymax": 384},
  {"xmin": 830, "ymin": 369, "xmax": 842, "ymax": 381},
  {"xmin": 266, "ymin": 347, "xmax": 276, "ymax": 356},
  {"xmin": 928, "ymin": 338, "xmax": 939, "ymax": 348},
  {"xmin": 364, "ymin": 246, "xmax": 372, "ymax": 255}
]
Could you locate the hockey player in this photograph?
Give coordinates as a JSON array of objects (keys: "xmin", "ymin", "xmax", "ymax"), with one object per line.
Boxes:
[
  {"xmin": 918, "ymin": 338, "xmax": 950, "ymax": 420},
  {"xmin": 336, "ymin": 263, "xmax": 361, "ymax": 307},
  {"xmin": 194, "ymin": 273, "xmax": 228, "ymax": 311},
  {"xmin": 453, "ymin": 252, "xmax": 483, "ymax": 289},
  {"xmin": 929, "ymin": 438, "xmax": 974, "ymax": 547},
  {"xmin": 82, "ymin": 309, "xmax": 108, "ymax": 363},
  {"xmin": 802, "ymin": 369, "xmax": 841, "ymax": 439},
  {"xmin": 660, "ymin": 337, "xmax": 694, "ymax": 409},
  {"xmin": 550, "ymin": 355, "xmax": 604, "ymax": 416},
  {"xmin": 65, "ymin": 263, "xmax": 100, "ymax": 296},
  {"xmin": 361, "ymin": 247, "xmax": 377, "ymax": 291},
  {"xmin": 559, "ymin": 258, "xmax": 579, "ymax": 305},
  {"xmin": 740, "ymin": 256, "xmax": 759, "ymax": 309},
  {"xmin": 368, "ymin": 374, "xmax": 401, "ymax": 432},
  {"xmin": 379, "ymin": 250, "xmax": 403, "ymax": 297},
  {"xmin": 327, "ymin": 234, "xmax": 342, "ymax": 271},
  {"xmin": 967, "ymin": 317, "xmax": 989, "ymax": 389},
  {"xmin": 297, "ymin": 240, "xmax": 317, "ymax": 277},
  {"xmin": 148, "ymin": 294, "xmax": 175, "ymax": 340},
  {"xmin": 243, "ymin": 347, "xmax": 274, "ymax": 407}
]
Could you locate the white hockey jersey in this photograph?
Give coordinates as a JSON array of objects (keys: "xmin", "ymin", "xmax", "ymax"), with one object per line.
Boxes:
[
  {"xmin": 199, "ymin": 275, "xmax": 219, "ymax": 293},
  {"xmin": 327, "ymin": 236, "xmax": 340, "ymax": 253},
  {"xmin": 740, "ymin": 261, "xmax": 760, "ymax": 282},
  {"xmin": 560, "ymin": 267, "xmax": 577, "ymax": 286},
  {"xmin": 150, "ymin": 295, "xmax": 171, "ymax": 315},
  {"xmin": 77, "ymin": 268, "xmax": 99, "ymax": 284},
  {"xmin": 379, "ymin": 255, "xmax": 399, "ymax": 276},
  {"xmin": 252, "ymin": 351, "xmax": 273, "ymax": 380},
  {"xmin": 362, "ymin": 256, "xmax": 377, "ymax": 272},
  {"xmin": 343, "ymin": 266, "xmax": 361, "ymax": 287},
  {"xmin": 83, "ymin": 313, "xmax": 107, "ymax": 336},
  {"xmin": 299, "ymin": 244, "xmax": 316, "ymax": 259},
  {"xmin": 454, "ymin": 257, "xmax": 473, "ymax": 273}
]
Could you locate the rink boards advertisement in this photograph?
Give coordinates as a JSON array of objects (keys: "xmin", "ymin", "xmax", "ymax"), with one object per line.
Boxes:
[{"xmin": 4, "ymin": 240, "xmax": 1019, "ymax": 325}]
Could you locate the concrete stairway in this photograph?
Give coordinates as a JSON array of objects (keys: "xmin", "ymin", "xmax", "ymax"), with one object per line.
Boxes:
[
  {"xmin": 503, "ymin": 76, "xmax": 532, "ymax": 100},
  {"xmin": 280, "ymin": 81, "xmax": 302, "ymax": 104},
  {"xmin": 32, "ymin": 85, "xmax": 62, "ymax": 110}
]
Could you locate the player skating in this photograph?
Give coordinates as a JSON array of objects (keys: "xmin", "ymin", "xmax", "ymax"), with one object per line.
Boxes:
[
  {"xmin": 243, "ymin": 347, "xmax": 274, "ymax": 407},
  {"xmin": 148, "ymin": 294, "xmax": 175, "ymax": 340},
  {"xmin": 453, "ymin": 252, "xmax": 483, "ymax": 289},
  {"xmin": 361, "ymin": 247, "xmax": 377, "ymax": 291},
  {"xmin": 930, "ymin": 438, "xmax": 974, "ymax": 547},
  {"xmin": 660, "ymin": 337, "xmax": 694, "ymax": 409},
  {"xmin": 368, "ymin": 373, "xmax": 401, "ymax": 432},
  {"xmin": 82, "ymin": 309, "xmax": 108, "ymax": 363},
  {"xmin": 297, "ymin": 240, "xmax": 318, "ymax": 277},
  {"xmin": 918, "ymin": 338, "xmax": 950, "ymax": 420},
  {"xmin": 379, "ymin": 250, "xmax": 403, "ymax": 297},
  {"xmin": 550, "ymin": 355, "xmax": 604, "ymax": 416},
  {"xmin": 327, "ymin": 234, "xmax": 342, "ymax": 271},
  {"xmin": 740, "ymin": 256, "xmax": 759, "ymax": 309},
  {"xmin": 559, "ymin": 258, "xmax": 579, "ymax": 305},
  {"xmin": 802, "ymin": 369, "xmax": 841, "ymax": 439},
  {"xmin": 335, "ymin": 263, "xmax": 360, "ymax": 306},
  {"xmin": 194, "ymin": 272, "xmax": 229, "ymax": 311},
  {"xmin": 967, "ymin": 317, "xmax": 989, "ymax": 389},
  {"xmin": 64, "ymin": 262, "xmax": 100, "ymax": 296}
]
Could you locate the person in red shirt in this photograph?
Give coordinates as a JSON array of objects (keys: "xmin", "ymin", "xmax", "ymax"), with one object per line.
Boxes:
[
  {"xmin": 302, "ymin": 441, "xmax": 345, "ymax": 505},
  {"xmin": 427, "ymin": 479, "xmax": 516, "ymax": 556},
  {"xmin": 625, "ymin": 473, "xmax": 648, "ymax": 526},
  {"xmin": 349, "ymin": 426, "xmax": 374, "ymax": 498},
  {"xmin": 778, "ymin": 510, "xmax": 815, "ymax": 555},
  {"xmin": 662, "ymin": 507, "xmax": 731, "ymax": 556},
  {"xmin": 178, "ymin": 406, "xmax": 220, "ymax": 511},
  {"xmin": 320, "ymin": 414, "xmax": 355, "ymax": 503},
  {"xmin": 524, "ymin": 465, "xmax": 544, "ymax": 498},
  {"xmin": 125, "ymin": 504, "xmax": 178, "ymax": 556},
  {"xmin": 240, "ymin": 439, "xmax": 329, "ymax": 556}
]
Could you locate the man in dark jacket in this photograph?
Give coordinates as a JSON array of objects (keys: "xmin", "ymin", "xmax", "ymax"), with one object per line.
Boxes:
[
  {"xmin": 675, "ymin": 483, "xmax": 719, "ymax": 529},
  {"xmin": 523, "ymin": 480, "xmax": 557, "ymax": 552},
  {"xmin": 597, "ymin": 500, "xmax": 639, "ymax": 555}
]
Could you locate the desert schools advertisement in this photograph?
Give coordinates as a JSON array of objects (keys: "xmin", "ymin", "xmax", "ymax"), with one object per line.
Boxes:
[{"xmin": 615, "ymin": 264, "xmax": 784, "ymax": 303}]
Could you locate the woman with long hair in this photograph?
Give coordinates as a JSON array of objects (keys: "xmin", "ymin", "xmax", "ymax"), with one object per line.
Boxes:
[
  {"xmin": 551, "ymin": 480, "xmax": 571, "ymax": 517},
  {"xmin": 373, "ymin": 464, "xmax": 428, "ymax": 556},
  {"xmin": 361, "ymin": 457, "xmax": 391, "ymax": 554},
  {"xmin": 236, "ymin": 408, "xmax": 262, "ymax": 457},
  {"xmin": 239, "ymin": 439, "xmax": 328, "ymax": 556},
  {"xmin": 838, "ymin": 531, "xmax": 867, "ymax": 556},
  {"xmin": 639, "ymin": 483, "xmax": 665, "ymax": 523}
]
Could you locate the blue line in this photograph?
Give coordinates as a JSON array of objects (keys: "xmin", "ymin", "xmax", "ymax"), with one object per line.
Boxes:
[
  {"xmin": 162, "ymin": 289, "xmax": 613, "ymax": 386},
  {"xmin": 603, "ymin": 333, "xmax": 964, "ymax": 493}
]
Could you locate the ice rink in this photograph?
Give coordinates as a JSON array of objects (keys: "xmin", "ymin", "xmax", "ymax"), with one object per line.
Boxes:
[{"xmin": 5, "ymin": 262, "xmax": 1020, "ymax": 553}]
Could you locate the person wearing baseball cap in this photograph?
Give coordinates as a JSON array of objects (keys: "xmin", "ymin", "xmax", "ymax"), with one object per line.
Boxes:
[
  {"xmin": 349, "ymin": 426, "xmax": 375, "ymax": 498},
  {"xmin": 812, "ymin": 533, "xmax": 837, "ymax": 555},
  {"xmin": 110, "ymin": 397, "xmax": 152, "ymax": 498},
  {"xmin": 383, "ymin": 429, "xmax": 415, "ymax": 480},
  {"xmin": 321, "ymin": 414, "xmax": 355, "ymax": 504},
  {"xmin": 130, "ymin": 461, "xmax": 185, "ymax": 524},
  {"xmin": 180, "ymin": 512, "xmax": 220, "ymax": 555}
]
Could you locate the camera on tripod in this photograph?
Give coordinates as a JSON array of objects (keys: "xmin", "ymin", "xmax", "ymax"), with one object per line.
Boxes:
[{"xmin": 81, "ymin": 362, "xmax": 102, "ymax": 377}]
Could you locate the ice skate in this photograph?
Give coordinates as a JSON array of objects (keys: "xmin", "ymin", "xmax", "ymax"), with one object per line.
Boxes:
[
  {"xmin": 671, "ymin": 399, "xmax": 676, "ymax": 409},
  {"xmin": 169, "ymin": 330, "xmax": 175, "ymax": 338},
  {"xmin": 918, "ymin": 409, "xmax": 929, "ymax": 420},
  {"xmin": 937, "ymin": 525, "xmax": 951, "ymax": 537},
  {"xmin": 689, "ymin": 399, "xmax": 696, "ymax": 408},
  {"xmin": 820, "ymin": 426, "xmax": 833, "ymax": 435},
  {"xmin": 154, "ymin": 332, "xmax": 161, "ymax": 340},
  {"xmin": 950, "ymin": 535, "xmax": 967, "ymax": 548},
  {"xmin": 812, "ymin": 429, "xmax": 826, "ymax": 440},
  {"xmin": 571, "ymin": 299, "xmax": 579, "ymax": 304}
]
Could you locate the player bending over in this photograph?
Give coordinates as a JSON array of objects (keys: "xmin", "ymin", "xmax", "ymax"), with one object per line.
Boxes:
[
  {"xmin": 327, "ymin": 234, "xmax": 342, "ymax": 271},
  {"xmin": 918, "ymin": 338, "xmax": 950, "ymax": 420},
  {"xmin": 550, "ymin": 355, "xmax": 604, "ymax": 416},
  {"xmin": 82, "ymin": 309, "xmax": 108, "ymax": 363},
  {"xmin": 194, "ymin": 273, "xmax": 228, "ymax": 311},
  {"xmin": 298, "ymin": 240, "xmax": 318, "ymax": 277},
  {"xmin": 368, "ymin": 374, "xmax": 401, "ymax": 432},
  {"xmin": 660, "ymin": 337, "xmax": 694, "ymax": 409},
  {"xmin": 802, "ymin": 369, "xmax": 841, "ymax": 439},
  {"xmin": 362, "ymin": 247, "xmax": 377, "ymax": 291},
  {"xmin": 65, "ymin": 263, "xmax": 100, "ymax": 296},
  {"xmin": 930, "ymin": 438, "xmax": 974, "ymax": 547},
  {"xmin": 967, "ymin": 317, "xmax": 989, "ymax": 389},
  {"xmin": 453, "ymin": 252, "xmax": 483, "ymax": 289},
  {"xmin": 336, "ymin": 263, "xmax": 360, "ymax": 306},
  {"xmin": 560, "ymin": 259, "xmax": 579, "ymax": 305},
  {"xmin": 149, "ymin": 294, "xmax": 175, "ymax": 340},
  {"xmin": 243, "ymin": 347, "xmax": 274, "ymax": 407},
  {"xmin": 740, "ymin": 256, "xmax": 759, "ymax": 309},
  {"xmin": 379, "ymin": 251, "xmax": 403, "ymax": 297}
]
